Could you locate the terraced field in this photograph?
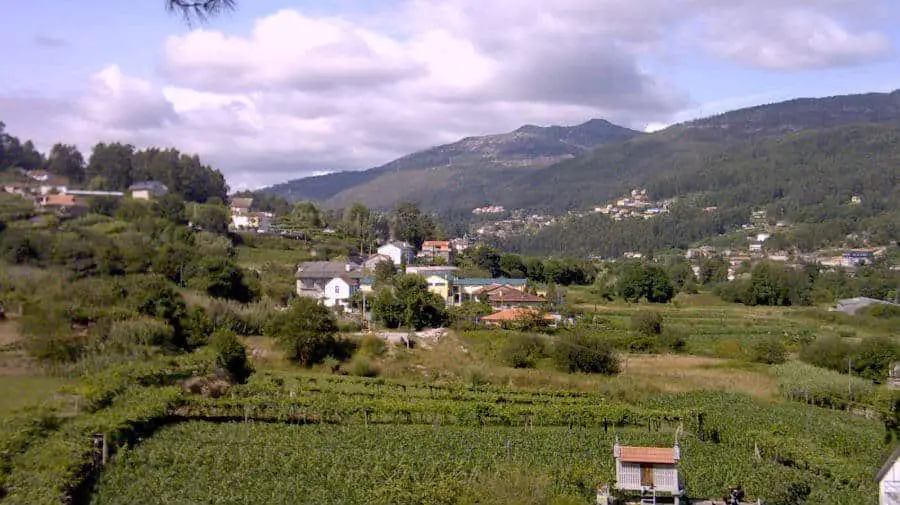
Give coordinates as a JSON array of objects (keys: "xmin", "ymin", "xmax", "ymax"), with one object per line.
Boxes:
[{"xmin": 85, "ymin": 371, "xmax": 887, "ymax": 505}]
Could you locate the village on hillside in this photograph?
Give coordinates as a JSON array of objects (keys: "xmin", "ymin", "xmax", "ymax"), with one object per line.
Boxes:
[{"xmin": 3, "ymin": 168, "xmax": 170, "ymax": 214}]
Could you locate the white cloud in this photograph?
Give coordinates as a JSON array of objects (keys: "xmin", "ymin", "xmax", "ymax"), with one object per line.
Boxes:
[
  {"xmin": 697, "ymin": 6, "xmax": 892, "ymax": 70},
  {"xmin": 79, "ymin": 65, "xmax": 178, "ymax": 130},
  {"xmin": 0, "ymin": 0, "xmax": 894, "ymax": 190}
]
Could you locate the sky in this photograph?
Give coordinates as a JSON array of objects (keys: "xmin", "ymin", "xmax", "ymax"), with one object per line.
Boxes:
[{"xmin": 1, "ymin": 0, "xmax": 899, "ymax": 190}]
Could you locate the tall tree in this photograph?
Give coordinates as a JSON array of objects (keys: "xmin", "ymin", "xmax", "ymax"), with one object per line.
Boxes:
[
  {"xmin": 390, "ymin": 202, "xmax": 435, "ymax": 250},
  {"xmin": 18, "ymin": 141, "xmax": 45, "ymax": 171},
  {"xmin": 87, "ymin": 142, "xmax": 135, "ymax": 190},
  {"xmin": 47, "ymin": 144, "xmax": 86, "ymax": 183}
]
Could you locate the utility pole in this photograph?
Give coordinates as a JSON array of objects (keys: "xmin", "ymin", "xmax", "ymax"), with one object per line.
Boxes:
[
  {"xmin": 362, "ymin": 290, "xmax": 368, "ymax": 331},
  {"xmin": 848, "ymin": 357, "xmax": 854, "ymax": 402}
]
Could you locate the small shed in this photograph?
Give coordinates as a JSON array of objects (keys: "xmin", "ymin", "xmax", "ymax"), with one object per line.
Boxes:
[
  {"xmin": 876, "ymin": 445, "xmax": 900, "ymax": 505},
  {"xmin": 614, "ymin": 438, "xmax": 684, "ymax": 504}
]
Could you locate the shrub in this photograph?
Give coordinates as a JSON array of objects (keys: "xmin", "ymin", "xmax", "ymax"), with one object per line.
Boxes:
[
  {"xmin": 359, "ymin": 335, "xmax": 387, "ymax": 357},
  {"xmin": 501, "ymin": 333, "xmax": 546, "ymax": 368},
  {"xmin": 265, "ymin": 297, "xmax": 340, "ymax": 366},
  {"xmin": 212, "ymin": 329, "xmax": 253, "ymax": 383},
  {"xmin": 347, "ymin": 355, "xmax": 380, "ymax": 377},
  {"xmin": 799, "ymin": 335, "xmax": 853, "ymax": 372},
  {"xmin": 552, "ymin": 333, "xmax": 620, "ymax": 375},
  {"xmin": 861, "ymin": 303, "xmax": 900, "ymax": 319},
  {"xmin": 630, "ymin": 310, "xmax": 663, "ymax": 335},
  {"xmin": 108, "ymin": 318, "xmax": 175, "ymax": 348},
  {"xmin": 183, "ymin": 306, "xmax": 215, "ymax": 347},
  {"xmin": 659, "ymin": 329, "xmax": 687, "ymax": 353},
  {"xmin": 750, "ymin": 338, "xmax": 787, "ymax": 365},
  {"xmin": 855, "ymin": 336, "xmax": 900, "ymax": 381}
]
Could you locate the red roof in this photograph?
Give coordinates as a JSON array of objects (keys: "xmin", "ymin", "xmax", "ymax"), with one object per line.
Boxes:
[
  {"xmin": 423, "ymin": 240, "xmax": 451, "ymax": 251},
  {"xmin": 618, "ymin": 446, "xmax": 676, "ymax": 464},
  {"xmin": 482, "ymin": 308, "xmax": 553, "ymax": 322},
  {"xmin": 478, "ymin": 285, "xmax": 544, "ymax": 303},
  {"xmin": 43, "ymin": 194, "xmax": 77, "ymax": 207}
]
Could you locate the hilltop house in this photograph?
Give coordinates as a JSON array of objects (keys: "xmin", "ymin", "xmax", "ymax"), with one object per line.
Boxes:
[
  {"xmin": 377, "ymin": 241, "xmax": 415, "ymax": 266},
  {"xmin": 420, "ymin": 240, "xmax": 454, "ymax": 263},
  {"xmin": 228, "ymin": 197, "xmax": 274, "ymax": 231},
  {"xmin": 614, "ymin": 439, "xmax": 684, "ymax": 504},
  {"xmin": 129, "ymin": 181, "xmax": 169, "ymax": 200},
  {"xmin": 230, "ymin": 197, "xmax": 253, "ymax": 215},
  {"xmin": 296, "ymin": 262, "xmax": 360, "ymax": 302},
  {"xmin": 25, "ymin": 169, "xmax": 50, "ymax": 182}
]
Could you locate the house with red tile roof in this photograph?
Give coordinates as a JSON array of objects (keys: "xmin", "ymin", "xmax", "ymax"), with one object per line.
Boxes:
[
  {"xmin": 480, "ymin": 308, "xmax": 555, "ymax": 327},
  {"xmin": 420, "ymin": 240, "xmax": 454, "ymax": 263},
  {"xmin": 475, "ymin": 284, "xmax": 545, "ymax": 311}
]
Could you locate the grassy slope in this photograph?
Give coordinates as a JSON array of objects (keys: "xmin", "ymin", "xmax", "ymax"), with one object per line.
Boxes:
[{"xmin": 0, "ymin": 320, "xmax": 74, "ymax": 416}]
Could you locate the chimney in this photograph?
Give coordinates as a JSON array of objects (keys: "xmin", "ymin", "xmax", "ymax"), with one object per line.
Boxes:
[{"xmin": 345, "ymin": 264, "xmax": 352, "ymax": 272}]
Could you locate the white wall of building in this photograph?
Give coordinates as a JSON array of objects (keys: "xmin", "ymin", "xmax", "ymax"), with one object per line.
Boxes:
[
  {"xmin": 881, "ymin": 459, "xmax": 900, "ymax": 505},
  {"xmin": 324, "ymin": 277, "xmax": 355, "ymax": 308}
]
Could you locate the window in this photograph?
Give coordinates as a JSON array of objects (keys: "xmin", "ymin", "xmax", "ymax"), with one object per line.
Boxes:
[{"xmin": 335, "ymin": 286, "xmax": 340, "ymax": 294}]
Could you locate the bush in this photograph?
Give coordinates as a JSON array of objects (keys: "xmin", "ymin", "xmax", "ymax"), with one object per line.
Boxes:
[
  {"xmin": 552, "ymin": 333, "xmax": 620, "ymax": 375},
  {"xmin": 799, "ymin": 335, "xmax": 854, "ymax": 372},
  {"xmin": 108, "ymin": 318, "xmax": 175, "ymax": 348},
  {"xmin": 501, "ymin": 333, "xmax": 546, "ymax": 368},
  {"xmin": 750, "ymin": 338, "xmax": 787, "ymax": 365},
  {"xmin": 212, "ymin": 329, "xmax": 253, "ymax": 383},
  {"xmin": 347, "ymin": 355, "xmax": 380, "ymax": 377},
  {"xmin": 855, "ymin": 336, "xmax": 900, "ymax": 381},
  {"xmin": 265, "ymin": 297, "xmax": 340, "ymax": 366},
  {"xmin": 359, "ymin": 335, "xmax": 387, "ymax": 357},
  {"xmin": 630, "ymin": 310, "xmax": 663, "ymax": 335},
  {"xmin": 865, "ymin": 304, "xmax": 900, "ymax": 319}
]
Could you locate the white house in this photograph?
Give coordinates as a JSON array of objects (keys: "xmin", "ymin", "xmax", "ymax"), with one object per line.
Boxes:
[
  {"xmin": 614, "ymin": 439, "xmax": 684, "ymax": 504},
  {"xmin": 877, "ymin": 446, "xmax": 900, "ymax": 505},
  {"xmin": 323, "ymin": 275, "xmax": 362, "ymax": 309},
  {"xmin": 128, "ymin": 181, "xmax": 169, "ymax": 200},
  {"xmin": 363, "ymin": 254, "xmax": 393, "ymax": 271},
  {"xmin": 377, "ymin": 241, "xmax": 414, "ymax": 266}
]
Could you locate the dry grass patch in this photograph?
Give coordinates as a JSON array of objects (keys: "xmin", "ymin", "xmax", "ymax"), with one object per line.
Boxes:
[
  {"xmin": 242, "ymin": 336, "xmax": 291, "ymax": 371},
  {"xmin": 619, "ymin": 354, "xmax": 777, "ymax": 399}
]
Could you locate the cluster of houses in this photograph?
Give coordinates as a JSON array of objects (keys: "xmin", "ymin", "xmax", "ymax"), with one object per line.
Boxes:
[
  {"xmin": 3, "ymin": 169, "xmax": 169, "ymax": 215},
  {"xmin": 476, "ymin": 211, "xmax": 558, "ymax": 239},
  {"xmin": 295, "ymin": 240, "xmax": 548, "ymax": 323},
  {"xmin": 686, "ymin": 246, "xmax": 882, "ymax": 281},
  {"xmin": 685, "ymin": 244, "xmax": 884, "ymax": 281},
  {"xmin": 594, "ymin": 189, "xmax": 671, "ymax": 221},
  {"xmin": 472, "ymin": 205, "xmax": 506, "ymax": 215}
]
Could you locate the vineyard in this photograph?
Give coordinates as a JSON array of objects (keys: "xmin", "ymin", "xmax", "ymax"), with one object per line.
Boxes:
[
  {"xmin": 83, "ymin": 370, "xmax": 888, "ymax": 505},
  {"xmin": 0, "ymin": 347, "xmax": 892, "ymax": 505}
]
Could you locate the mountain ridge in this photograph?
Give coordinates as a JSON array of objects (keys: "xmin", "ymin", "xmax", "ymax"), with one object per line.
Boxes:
[
  {"xmin": 263, "ymin": 88, "xmax": 900, "ymax": 216},
  {"xmin": 264, "ymin": 119, "xmax": 643, "ymax": 204}
]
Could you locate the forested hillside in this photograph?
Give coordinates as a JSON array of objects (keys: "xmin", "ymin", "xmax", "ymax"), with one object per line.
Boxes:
[{"xmin": 504, "ymin": 124, "xmax": 900, "ymax": 256}]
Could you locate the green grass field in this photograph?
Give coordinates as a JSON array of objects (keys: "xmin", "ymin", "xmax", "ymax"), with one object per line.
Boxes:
[{"xmin": 2, "ymin": 285, "xmax": 898, "ymax": 505}]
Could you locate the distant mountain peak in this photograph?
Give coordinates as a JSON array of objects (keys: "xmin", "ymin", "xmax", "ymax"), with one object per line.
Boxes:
[{"xmin": 264, "ymin": 118, "xmax": 641, "ymax": 206}]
